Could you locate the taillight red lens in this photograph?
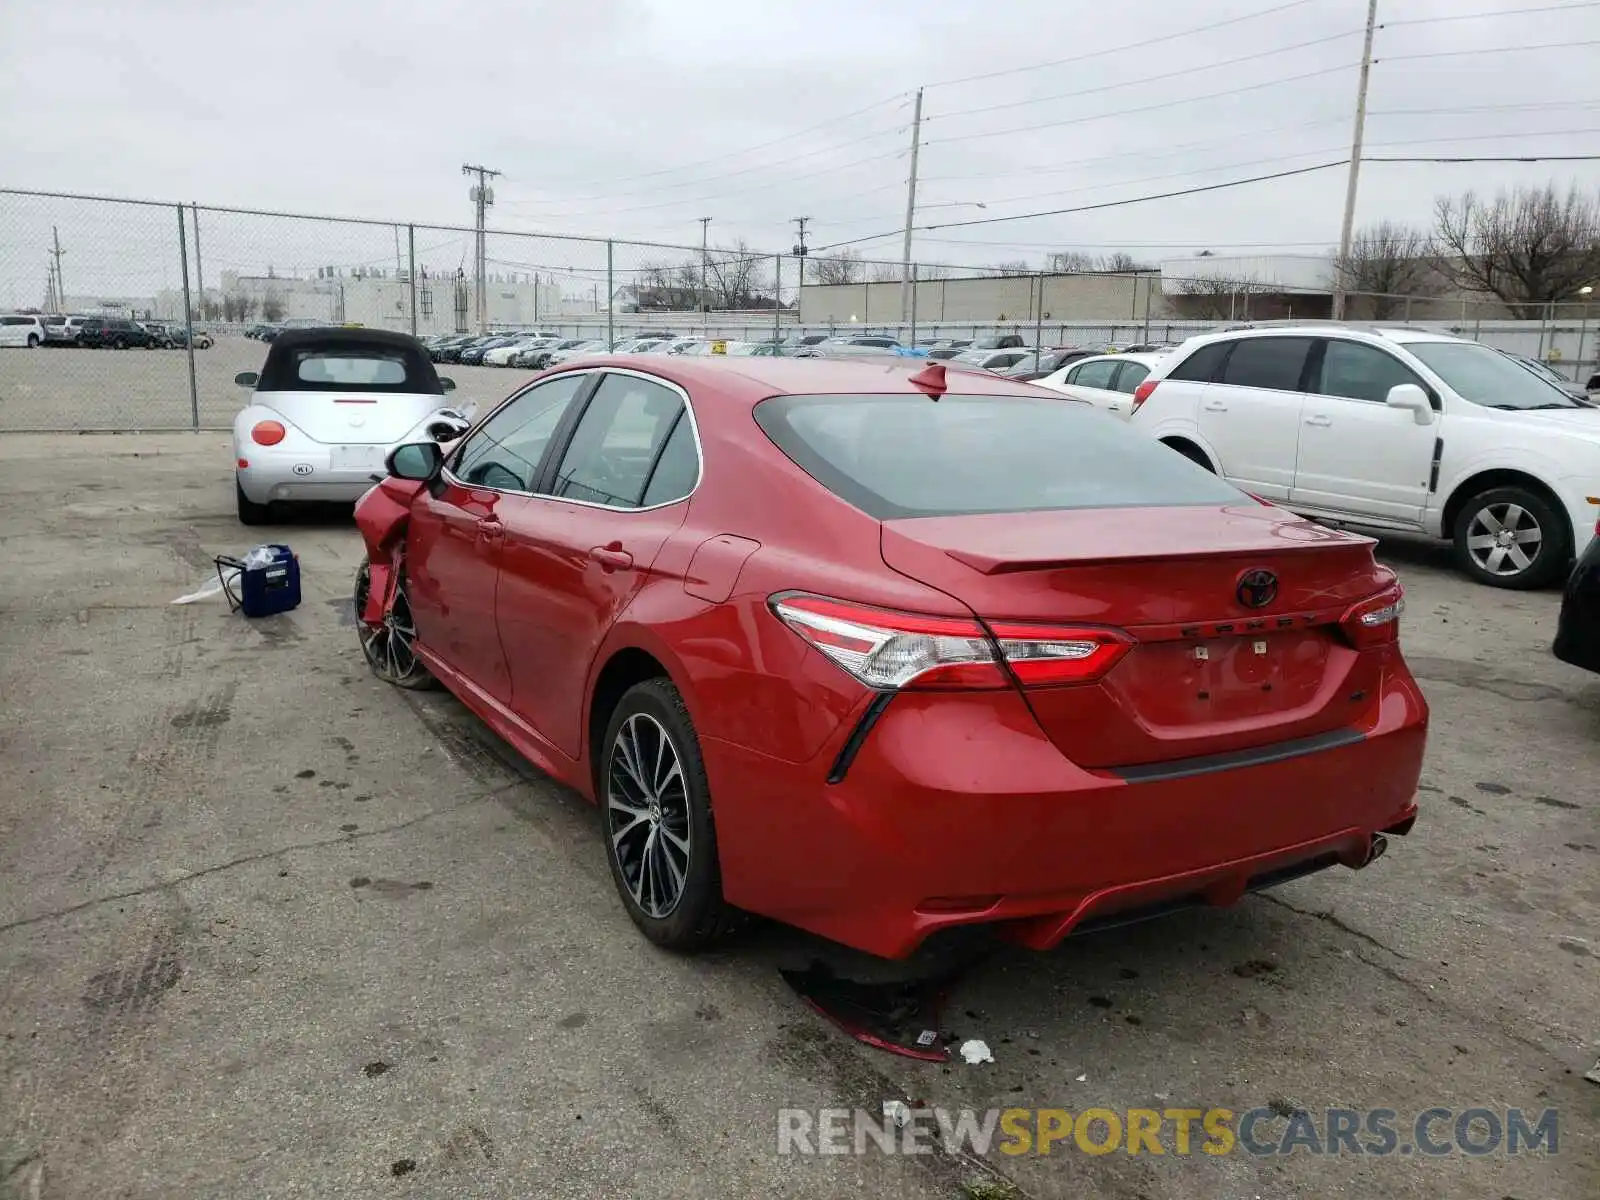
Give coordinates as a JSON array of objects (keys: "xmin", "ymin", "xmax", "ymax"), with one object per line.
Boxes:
[
  {"xmin": 988, "ymin": 622, "xmax": 1134, "ymax": 684},
  {"xmin": 770, "ymin": 595, "xmax": 1133, "ymax": 690},
  {"xmin": 1131, "ymin": 379, "xmax": 1158, "ymax": 412},
  {"xmin": 770, "ymin": 595, "xmax": 1007, "ymax": 690},
  {"xmin": 251, "ymin": 420, "xmax": 286, "ymax": 446},
  {"xmin": 1339, "ymin": 584, "xmax": 1405, "ymax": 649}
]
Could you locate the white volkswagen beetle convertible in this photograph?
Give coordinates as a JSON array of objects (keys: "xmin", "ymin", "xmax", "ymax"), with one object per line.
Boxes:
[{"xmin": 231, "ymin": 328, "xmax": 473, "ymax": 524}]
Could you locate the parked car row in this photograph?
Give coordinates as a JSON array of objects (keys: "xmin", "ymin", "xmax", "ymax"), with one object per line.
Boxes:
[{"xmin": 418, "ymin": 330, "xmax": 797, "ymax": 368}]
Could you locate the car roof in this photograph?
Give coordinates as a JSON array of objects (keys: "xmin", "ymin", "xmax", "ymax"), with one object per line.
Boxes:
[
  {"xmin": 546, "ymin": 356, "xmax": 1049, "ymax": 405},
  {"xmin": 1073, "ymin": 351, "xmax": 1168, "ymax": 366},
  {"xmin": 1183, "ymin": 322, "xmax": 1470, "ymax": 349}
]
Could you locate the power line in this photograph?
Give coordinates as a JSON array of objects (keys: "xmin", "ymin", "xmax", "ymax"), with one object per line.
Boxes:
[
  {"xmin": 1366, "ymin": 153, "xmax": 1600, "ymax": 162},
  {"xmin": 520, "ymin": 92, "xmax": 911, "ymax": 193},
  {"xmin": 920, "ymin": 0, "xmax": 1321, "ymax": 88},
  {"xmin": 1380, "ymin": 1, "xmax": 1600, "ymax": 27},
  {"xmin": 1368, "ymin": 100, "xmax": 1600, "ymax": 116},
  {"xmin": 928, "ymin": 29, "xmax": 1363, "ymax": 124},
  {"xmin": 500, "ymin": 120, "xmax": 910, "ymax": 208},
  {"xmin": 813, "ymin": 161, "xmax": 1350, "ymax": 251},
  {"xmin": 1378, "ymin": 39, "xmax": 1600, "ymax": 62},
  {"xmin": 924, "ymin": 62, "xmax": 1358, "ymax": 147}
]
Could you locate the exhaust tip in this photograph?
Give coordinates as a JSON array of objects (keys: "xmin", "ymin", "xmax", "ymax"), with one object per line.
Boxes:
[{"xmin": 1362, "ymin": 834, "xmax": 1389, "ymax": 868}]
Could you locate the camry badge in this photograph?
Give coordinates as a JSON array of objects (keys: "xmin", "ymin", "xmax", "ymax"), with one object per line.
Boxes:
[{"xmin": 1236, "ymin": 568, "xmax": 1278, "ymax": 609}]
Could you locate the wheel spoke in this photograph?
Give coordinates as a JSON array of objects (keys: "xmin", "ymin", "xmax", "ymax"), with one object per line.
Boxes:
[
  {"xmin": 655, "ymin": 758, "xmax": 683, "ymax": 800},
  {"xmin": 1507, "ymin": 544, "xmax": 1533, "ymax": 571},
  {"xmin": 1513, "ymin": 527, "xmax": 1542, "ymax": 546},
  {"xmin": 660, "ymin": 822, "xmax": 690, "ymax": 857},
  {"xmin": 1466, "ymin": 534, "xmax": 1497, "ymax": 551},
  {"xmin": 1476, "ymin": 510, "xmax": 1505, "ymax": 535},
  {"xmin": 639, "ymin": 826, "xmax": 660, "ymax": 913},
  {"xmin": 615, "ymin": 722, "xmax": 651, "ymax": 796},
  {"xmin": 1501, "ymin": 504, "xmax": 1524, "ymax": 530},
  {"xmin": 608, "ymin": 794, "xmax": 651, "ymax": 847},
  {"xmin": 655, "ymin": 832, "xmax": 685, "ymax": 900},
  {"xmin": 1485, "ymin": 547, "xmax": 1510, "ymax": 574}
]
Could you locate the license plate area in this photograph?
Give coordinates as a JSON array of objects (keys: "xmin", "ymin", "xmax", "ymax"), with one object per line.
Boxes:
[
  {"xmin": 330, "ymin": 445, "xmax": 386, "ymax": 472},
  {"xmin": 1123, "ymin": 631, "xmax": 1332, "ymax": 725}
]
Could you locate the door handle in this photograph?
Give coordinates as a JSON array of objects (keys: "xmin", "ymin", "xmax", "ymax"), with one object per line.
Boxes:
[
  {"xmin": 475, "ymin": 516, "xmax": 504, "ymax": 542},
  {"xmin": 1202, "ymin": 401, "xmax": 1227, "ymax": 412},
  {"xmin": 589, "ymin": 544, "xmax": 634, "ymax": 571},
  {"xmin": 1304, "ymin": 414, "xmax": 1332, "ymax": 427}
]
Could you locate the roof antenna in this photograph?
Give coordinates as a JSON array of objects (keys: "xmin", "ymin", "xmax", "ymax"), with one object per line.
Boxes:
[{"xmin": 908, "ymin": 361, "xmax": 946, "ymax": 398}]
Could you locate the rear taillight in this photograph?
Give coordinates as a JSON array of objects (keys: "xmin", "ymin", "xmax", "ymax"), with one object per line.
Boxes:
[
  {"xmin": 770, "ymin": 594, "xmax": 1131, "ymax": 690},
  {"xmin": 251, "ymin": 420, "xmax": 286, "ymax": 446},
  {"xmin": 1339, "ymin": 584, "xmax": 1405, "ymax": 649},
  {"xmin": 1131, "ymin": 379, "xmax": 1158, "ymax": 412},
  {"xmin": 989, "ymin": 622, "xmax": 1133, "ymax": 684}
]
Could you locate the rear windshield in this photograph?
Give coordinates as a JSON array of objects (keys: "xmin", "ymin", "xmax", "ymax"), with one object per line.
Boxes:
[
  {"xmin": 259, "ymin": 338, "xmax": 441, "ymax": 394},
  {"xmin": 755, "ymin": 393, "xmax": 1244, "ymax": 519},
  {"xmin": 295, "ymin": 352, "xmax": 409, "ymax": 387}
]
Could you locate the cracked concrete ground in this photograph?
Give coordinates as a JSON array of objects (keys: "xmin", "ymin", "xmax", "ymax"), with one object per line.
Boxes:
[{"xmin": 1, "ymin": 432, "xmax": 1596, "ymax": 1199}]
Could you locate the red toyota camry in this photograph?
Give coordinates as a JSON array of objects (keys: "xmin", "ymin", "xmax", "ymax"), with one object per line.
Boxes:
[{"xmin": 354, "ymin": 356, "xmax": 1427, "ymax": 959}]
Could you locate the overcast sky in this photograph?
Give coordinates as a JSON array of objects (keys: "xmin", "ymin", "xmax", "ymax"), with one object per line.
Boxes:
[{"xmin": 3, "ymin": 0, "xmax": 1599, "ymax": 300}]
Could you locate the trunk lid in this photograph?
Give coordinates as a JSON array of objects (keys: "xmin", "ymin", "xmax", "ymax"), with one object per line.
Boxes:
[
  {"xmin": 880, "ymin": 504, "xmax": 1391, "ymax": 769},
  {"xmin": 254, "ymin": 390, "xmax": 441, "ymax": 445}
]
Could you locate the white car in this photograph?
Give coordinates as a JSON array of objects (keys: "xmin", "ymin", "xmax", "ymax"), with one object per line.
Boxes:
[
  {"xmin": 0, "ymin": 314, "xmax": 48, "ymax": 348},
  {"xmin": 483, "ymin": 337, "xmax": 549, "ymax": 366},
  {"xmin": 1033, "ymin": 351, "xmax": 1167, "ymax": 418},
  {"xmin": 231, "ymin": 329, "xmax": 471, "ymax": 525},
  {"xmin": 1129, "ymin": 324, "xmax": 1600, "ymax": 588},
  {"xmin": 548, "ymin": 339, "xmax": 611, "ymax": 365}
]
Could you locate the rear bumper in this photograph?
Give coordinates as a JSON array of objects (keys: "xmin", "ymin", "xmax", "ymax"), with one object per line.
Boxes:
[
  {"xmin": 236, "ymin": 448, "xmax": 383, "ymax": 504},
  {"xmin": 706, "ymin": 672, "xmax": 1427, "ymax": 959}
]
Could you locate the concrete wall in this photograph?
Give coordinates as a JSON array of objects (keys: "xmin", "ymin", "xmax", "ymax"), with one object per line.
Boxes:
[{"xmin": 798, "ymin": 272, "xmax": 1159, "ymax": 325}]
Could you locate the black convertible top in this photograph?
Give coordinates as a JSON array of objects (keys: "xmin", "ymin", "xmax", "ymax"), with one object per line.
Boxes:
[{"xmin": 257, "ymin": 328, "xmax": 442, "ymax": 394}]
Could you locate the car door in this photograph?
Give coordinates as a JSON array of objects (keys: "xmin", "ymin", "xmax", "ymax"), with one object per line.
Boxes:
[
  {"xmin": 406, "ymin": 371, "xmax": 594, "ymax": 704},
  {"xmin": 1050, "ymin": 357, "xmax": 1124, "ymax": 415},
  {"xmin": 1197, "ymin": 336, "xmax": 1314, "ymax": 500},
  {"xmin": 494, "ymin": 370, "xmax": 699, "ymax": 757},
  {"xmin": 1291, "ymin": 338, "xmax": 1437, "ymax": 525},
  {"xmin": 1107, "ymin": 359, "xmax": 1153, "ymax": 418}
]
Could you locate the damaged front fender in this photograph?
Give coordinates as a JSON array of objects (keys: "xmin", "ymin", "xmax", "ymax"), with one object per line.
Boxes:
[{"xmin": 354, "ymin": 475, "xmax": 426, "ymax": 624}]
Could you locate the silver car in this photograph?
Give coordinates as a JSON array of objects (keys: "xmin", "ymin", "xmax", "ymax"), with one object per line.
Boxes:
[{"xmin": 231, "ymin": 328, "xmax": 470, "ymax": 524}]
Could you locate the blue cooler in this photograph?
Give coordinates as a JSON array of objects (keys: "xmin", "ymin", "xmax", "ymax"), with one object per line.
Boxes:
[{"xmin": 216, "ymin": 545, "xmax": 301, "ymax": 618}]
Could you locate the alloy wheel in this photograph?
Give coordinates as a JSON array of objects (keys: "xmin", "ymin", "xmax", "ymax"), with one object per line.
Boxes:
[
  {"xmin": 355, "ymin": 562, "xmax": 427, "ymax": 684},
  {"xmin": 1465, "ymin": 502, "xmax": 1543, "ymax": 578},
  {"xmin": 606, "ymin": 713, "xmax": 692, "ymax": 919}
]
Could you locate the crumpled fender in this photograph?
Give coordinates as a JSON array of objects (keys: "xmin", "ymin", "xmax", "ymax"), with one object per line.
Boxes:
[{"xmin": 354, "ymin": 476, "xmax": 426, "ymax": 624}]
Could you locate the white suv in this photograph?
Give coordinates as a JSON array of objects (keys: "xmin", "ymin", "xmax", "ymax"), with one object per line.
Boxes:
[
  {"xmin": 1129, "ymin": 324, "xmax": 1600, "ymax": 588},
  {"xmin": 0, "ymin": 314, "xmax": 48, "ymax": 348}
]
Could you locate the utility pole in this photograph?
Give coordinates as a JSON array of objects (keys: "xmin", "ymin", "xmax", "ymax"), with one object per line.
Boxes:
[
  {"xmin": 50, "ymin": 226, "xmax": 66, "ymax": 311},
  {"xmin": 792, "ymin": 216, "xmax": 810, "ymax": 282},
  {"xmin": 899, "ymin": 87, "xmax": 924, "ymax": 326},
  {"xmin": 462, "ymin": 163, "xmax": 501, "ymax": 331},
  {"xmin": 1332, "ymin": 0, "xmax": 1379, "ymax": 322},
  {"xmin": 190, "ymin": 205, "xmax": 205, "ymax": 322},
  {"xmin": 699, "ymin": 216, "xmax": 713, "ymax": 334}
]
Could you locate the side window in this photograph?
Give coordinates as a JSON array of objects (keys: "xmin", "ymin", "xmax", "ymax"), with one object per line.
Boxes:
[
  {"xmin": 1219, "ymin": 337, "xmax": 1313, "ymax": 391},
  {"xmin": 548, "ymin": 373, "xmax": 686, "ymax": 509},
  {"xmin": 1167, "ymin": 341, "xmax": 1232, "ymax": 382},
  {"xmin": 639, "ymin": 413, "xmax": 699, "ymax": 506},
  {"xmin": 1316, "ymin": 339, "xmax": 1423, "ymax": 403},
  {"xmin": 1112, "ymin": 363, "xmax": 1151, "ymax": 394},
  {"xmin": 1071, "ymin": 359, "xmax": 1120, "ymax": 390},
  {"xmin": 452, "ymin": 373, "xmax": 587, "ymax": 492}
]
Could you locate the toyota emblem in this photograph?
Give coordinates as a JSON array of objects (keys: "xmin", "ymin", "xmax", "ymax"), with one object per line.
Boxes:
[{"xmin": 1236, "ymin": 568, "xmax": 1278, "ymax": 609}]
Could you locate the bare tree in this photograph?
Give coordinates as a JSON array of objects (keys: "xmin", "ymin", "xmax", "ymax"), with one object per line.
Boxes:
[
  {"xmin": 1100, "ymin": 251, "xmax": 1142, "ymax": 273},
  {"xmin": 1432, "ymin": 183, "xmax": 1600, "ymax": 318},
  {"xmin": 703, "ymin": 241, "xmax": 773, "ymax": 309},
  {"xmin": 1337, "ymin": 220, "xmax": 1436, "ymax": 318},
  {"xmin": 1171, "ymin": 275, "xmax": 1268, "ymax": 320},
  {"xmin": 810, "ymin": 250, "xmax": 864, "ymax": 286},
  {"xmin": 261, "ymin": 292, "xmax": 286, "ymax": 322},
  {"xmin": 1049, "ymin": 250, "xmax": 1147, "ymax": 273},
  {"xmin": 992, "ymin": 261, "xmax": 1033, "ymax": 276},
  {"xmin": 868, "ymin": 261, "xmax": 902, "ymax": 283}
]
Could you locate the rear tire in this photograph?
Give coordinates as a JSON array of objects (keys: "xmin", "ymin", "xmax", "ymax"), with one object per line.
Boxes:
[
  {"xmin": 354, "ymin": 558, "xmax": 438, "ymax": 690},
  {"xmin": 1451, "ymin": 485, "xmax": 1570, "ymax": 589},
  {"xmin": 26, "ymin": 334, "xmax": 38, "ymax": 348},
  {"xmin": 236, "ymin": 477, "xmax": 272, "ymax": 525},
  {"xmin": 599, "ymin": 678, "xmax": 744, "ymax": 951}
]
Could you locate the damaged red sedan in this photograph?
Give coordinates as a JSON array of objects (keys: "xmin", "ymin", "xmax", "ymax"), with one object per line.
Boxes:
[{"xmin": 354, "ymin": 357, "xmax": 1426, "ymax": 959}]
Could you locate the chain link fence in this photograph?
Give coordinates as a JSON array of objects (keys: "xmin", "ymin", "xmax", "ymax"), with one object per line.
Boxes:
[{"xmin": 2, "ymin": 187, "xmax": 1595, "ymax": 431}]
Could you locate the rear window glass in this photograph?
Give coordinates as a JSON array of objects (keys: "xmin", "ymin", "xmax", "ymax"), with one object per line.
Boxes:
[
  {"xmin": 754, "ymin": 393, "xmax": 1244, "ymax": 519},
  {"xmin": 1167, "ymin": 340, "xmax": 1231, "ymax": 382},
  {"xmin": 1219, "ymin": 337, "xmax": 1313, "ymax": 391},
  {"xmin": 295, "ymin": 353, "xmax": 408, "ymax": 387}
]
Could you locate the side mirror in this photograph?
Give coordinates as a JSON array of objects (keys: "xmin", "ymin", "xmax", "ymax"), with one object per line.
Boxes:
[
  {"xmin": 234, "ymin": 371, "xmax": 259, "ymax": 387},
  {"xmin": 386, "ymin": 441, "xmax": 444, "ymax": 481},
  {"xmin": 439, "ymin": 376, "xmax": 456, "ymax": 392},
  {"xmin": 1386, "ymin": 383, "xmax": 1434, "ymax": 425}
]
